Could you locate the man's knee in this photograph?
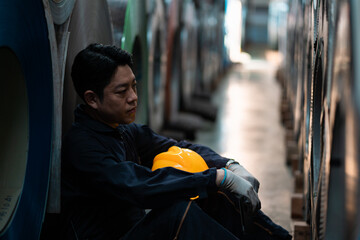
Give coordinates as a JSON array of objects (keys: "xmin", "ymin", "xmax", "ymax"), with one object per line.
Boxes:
[{"xmin": 123, "ymin": 200, "xmax": 238, "ymax": 240}]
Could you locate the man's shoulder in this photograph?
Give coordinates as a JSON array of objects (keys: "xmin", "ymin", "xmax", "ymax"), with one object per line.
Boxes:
[
  {"xmin": 63, "ymin": 123, "xmax": 102, "ymax": 147},
  {"xmin": 61, "ymin": 124, "xmax": 114, "ymax": 162}
]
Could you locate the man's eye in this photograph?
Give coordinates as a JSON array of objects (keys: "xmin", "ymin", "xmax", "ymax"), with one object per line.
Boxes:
[{"xmin": 116, "ymin": 90, "xmax": 126, "ymax": 94}]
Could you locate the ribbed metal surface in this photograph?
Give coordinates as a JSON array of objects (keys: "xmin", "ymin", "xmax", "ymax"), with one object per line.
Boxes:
[
  {"xmin": 147, "ymin": 0, "xmax": 166, "ymax": 133},
  {"xmin": 62, "ymin": 0, "xmax": 113, "ymax": 134},
  {"xmin": 283, "ymin": 0, "xmax": 360, "ymax": 239},
  {"xmin": 48, "ymin": 0, "xmax": 75, "ymax": 25},
  {"xmin": 122, "ymin": 0, "xmax": 148, "ymax": 125},
  {"xmin": 0, "ymin": 1, "xmax": 53, "ymax": 238}
]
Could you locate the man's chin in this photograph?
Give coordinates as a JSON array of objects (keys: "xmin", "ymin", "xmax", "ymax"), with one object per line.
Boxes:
[{"xmin": 122, "ymin": 116, "xmax": 136, "ymax": 124}]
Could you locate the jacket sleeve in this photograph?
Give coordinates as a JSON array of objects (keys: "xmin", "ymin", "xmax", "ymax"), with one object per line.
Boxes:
[
  {"xmin": 130, "ymin": 124, "xmax": 229, "ymax": 169},
  {"xmin": 62, "ymin": 130, "xmax": 218, "ymax": 209}
]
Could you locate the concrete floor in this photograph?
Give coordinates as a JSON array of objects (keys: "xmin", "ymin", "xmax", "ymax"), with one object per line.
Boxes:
[{"xmin": 194, "ymin": 47, "xmax": 293, "ymax": 232}]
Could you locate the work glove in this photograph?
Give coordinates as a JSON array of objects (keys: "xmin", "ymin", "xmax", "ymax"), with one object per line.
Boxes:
[
  {"xmin": 220, "ymin": 169, "xmax": 261, "ymax": 213},
  {"xmin": 227, "ymin": 162, "xmax": 260, "ymax": 193}
]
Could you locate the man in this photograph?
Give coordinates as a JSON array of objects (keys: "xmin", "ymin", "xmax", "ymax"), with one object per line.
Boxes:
[{"xmin": 60, "ymin": 43, "xmax": 291, "ymax": 239}]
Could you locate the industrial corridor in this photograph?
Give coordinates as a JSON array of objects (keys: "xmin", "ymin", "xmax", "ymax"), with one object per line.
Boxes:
[
  {"xmin": 194, "ymin": 46, "xmax": 293, "ymax": 232},
  {"xmin": 2, "ymin": 0, "xmax": 360, "ymax": 239}
]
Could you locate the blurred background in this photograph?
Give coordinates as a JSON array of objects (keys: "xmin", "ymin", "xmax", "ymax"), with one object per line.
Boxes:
[{"xmin": 1, "ymin": 0, "xmax": 360, "ymax": 239}]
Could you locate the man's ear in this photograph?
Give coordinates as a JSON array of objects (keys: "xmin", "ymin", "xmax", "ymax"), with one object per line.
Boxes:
[{"xmin": 84, "ymin": 90, "xmax": 99, "ymax": 109}]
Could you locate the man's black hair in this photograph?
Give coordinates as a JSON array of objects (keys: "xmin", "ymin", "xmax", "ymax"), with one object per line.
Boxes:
[{"xmin": 71, "ymin": 43, "xmax": 134, "ymax": 101}]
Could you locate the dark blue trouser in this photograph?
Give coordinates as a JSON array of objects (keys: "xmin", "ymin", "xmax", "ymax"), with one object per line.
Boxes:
[{"xmin": 122, "ymin": 191, "xmax": 292, "ymax": 240}]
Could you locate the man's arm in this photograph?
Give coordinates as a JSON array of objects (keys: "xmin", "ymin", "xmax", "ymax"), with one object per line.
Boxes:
[
  {"xmin": 129, "ymin": 123, "xmax": 260, "ymax": 203},
  {"xmin": 130, "ymin": 124, "xmax": 229, "ymax": 169},
  {"xmin": 62, "ymin": 130, "xmax": 219, "ymax": 209}
]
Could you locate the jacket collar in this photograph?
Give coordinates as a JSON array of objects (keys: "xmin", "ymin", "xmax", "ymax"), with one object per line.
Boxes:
[{"xmin": 74, "ymin": 104, "xmax": 126, "ymax": 135}]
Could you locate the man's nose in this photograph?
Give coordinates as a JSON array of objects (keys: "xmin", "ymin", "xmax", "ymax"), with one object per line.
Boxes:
[{"xmin": 128, "ymin": 88, "xmax": 138, "ymax": 103}]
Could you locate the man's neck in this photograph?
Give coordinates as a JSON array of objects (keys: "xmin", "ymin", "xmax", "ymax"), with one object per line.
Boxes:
[{"xmin": 84, "ymin": 105, "xmax": 119, "ymax": 129}]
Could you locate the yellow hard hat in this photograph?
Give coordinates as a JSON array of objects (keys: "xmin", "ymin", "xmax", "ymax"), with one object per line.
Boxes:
[{"xmin": 152, "ymin": 146, "xmax": 209, "ymax": 173}]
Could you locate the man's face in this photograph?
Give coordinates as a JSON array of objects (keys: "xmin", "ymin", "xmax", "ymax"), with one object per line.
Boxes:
[{"xmin": 96, "ymin": 65, "xmax": 137, "ymax": 125}]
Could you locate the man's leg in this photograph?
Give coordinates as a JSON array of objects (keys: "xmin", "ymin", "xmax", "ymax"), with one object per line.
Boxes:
[
  {"xmin": 199, "ymin": 190, "xmax": 292, "ymax": 240},
  {"xmin": 121, "ymin": 200, "xmax": 239, "ymax": 240}
]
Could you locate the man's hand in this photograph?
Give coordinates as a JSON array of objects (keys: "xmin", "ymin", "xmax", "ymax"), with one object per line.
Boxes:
[
  {"xmin": 216, "ymin": 169, "xmax": 261, "ymax": 213},
  {"xmin": 227, "ymin": 162, "xmax": 260, "ymax": 193}
]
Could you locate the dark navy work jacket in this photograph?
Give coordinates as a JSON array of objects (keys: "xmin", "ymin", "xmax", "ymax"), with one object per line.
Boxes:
[{"xmin": 61, "ymin": 105, "xmax": 229, "ymax": 239}]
